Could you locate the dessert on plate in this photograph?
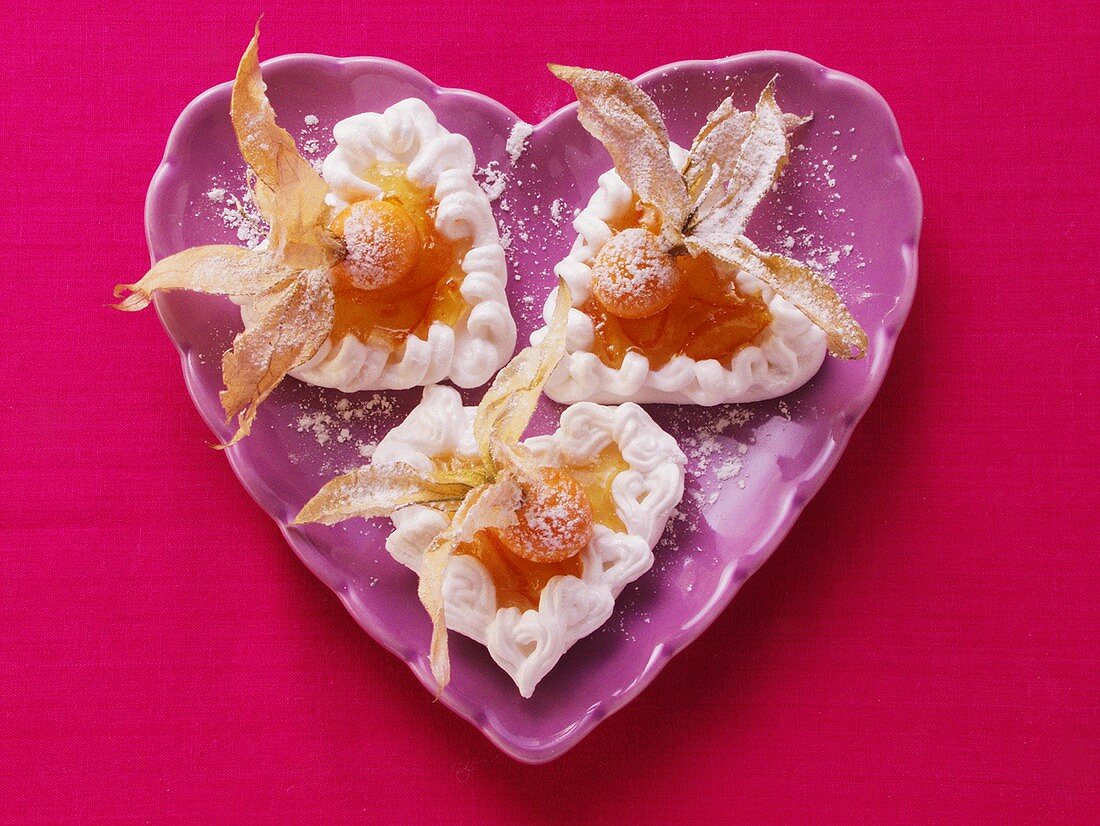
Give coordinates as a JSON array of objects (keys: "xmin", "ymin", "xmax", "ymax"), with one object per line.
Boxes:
[
  {"xmin": 114, "ymin": 28, "xmax": 514, "ymax": 444},
  {"xmin": 534, "ymin": 65, "xmax": 866, "ymax": 405},
  {"xmin": 295, "ymin": 284, "xmax": 686, "ymax": 696}
]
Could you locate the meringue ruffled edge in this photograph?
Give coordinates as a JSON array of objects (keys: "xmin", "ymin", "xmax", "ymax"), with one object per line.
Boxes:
[
  {"xmin": 373, "ymin": 385, "xmax": 686, "ymax": 698},
  {"xmin": 240, "ymin": 98, "xmax": 516, "ymax": 392},
  {"xmin": 534, "ymin": 148, "xmax": 828, "ymax": 406}
]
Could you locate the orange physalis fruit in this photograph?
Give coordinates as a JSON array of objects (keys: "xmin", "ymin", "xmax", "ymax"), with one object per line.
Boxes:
[
  {"xmin": 591, "ymin": 227, "xmax": 681, "ymax": 319},
  {"xmin": 329, "ymin": 199, "xmax": 422, "ymax": 290},
  {"xmin": 490, "ymin": 466, "xmax": 594, "ymax": 564}
]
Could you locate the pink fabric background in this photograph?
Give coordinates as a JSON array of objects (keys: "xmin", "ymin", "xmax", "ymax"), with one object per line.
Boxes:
[{"xmin": 1, "ymin": 0, "xmax": 1096, "ymax": 821}]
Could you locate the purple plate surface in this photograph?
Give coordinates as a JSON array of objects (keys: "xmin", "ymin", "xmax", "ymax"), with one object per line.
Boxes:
[{"xmin": 145, "ymin": 52, "xmax": 920, "ymax": 763}]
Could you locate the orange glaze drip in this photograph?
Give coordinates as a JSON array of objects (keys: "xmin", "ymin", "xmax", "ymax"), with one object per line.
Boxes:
[
  {"xmin": 584, "ymin": 208, "xmax": 773, "ymax": 370},
  {"xmin": 458, "ymin": 445, "xmax": 629, "ymax": 611},
  {"xmin": 329, "ymin": 163, "xmax": 470, "ymax": 354}
]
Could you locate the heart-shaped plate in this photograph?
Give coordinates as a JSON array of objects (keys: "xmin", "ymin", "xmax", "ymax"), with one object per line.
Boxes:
[{"xmin": 145, "ymin": 51, "xmax": 920, "ymax": 763}]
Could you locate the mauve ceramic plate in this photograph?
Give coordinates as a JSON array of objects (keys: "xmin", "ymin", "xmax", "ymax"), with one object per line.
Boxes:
[{"xmin": 145, "ymin": 51, "xmax": 920, "ymax": 763}]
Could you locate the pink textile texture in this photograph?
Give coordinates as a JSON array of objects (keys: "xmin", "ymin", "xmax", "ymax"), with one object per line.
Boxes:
[{"xmin": 1, "ymin": 0, "xmax": 1096, "ymax": 821}]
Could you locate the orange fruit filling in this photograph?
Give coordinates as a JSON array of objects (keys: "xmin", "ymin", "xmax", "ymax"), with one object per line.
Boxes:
[
  {"xmin": 459, "ymin": 445, "xmax": 629, "ymax": 611},
  {"xmin": 583, "ymin": 207, "xmax": 773, "ymax": 369},
  {"xmin": 328, "ymin": 163, "xmax": 470, "ymax": 355}
]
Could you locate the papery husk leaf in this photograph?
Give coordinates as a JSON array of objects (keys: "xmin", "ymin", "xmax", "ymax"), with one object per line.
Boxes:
[
  {"xmin": 426, "ymin": 455, "xmax": 494, "ymax": 491},
  {"xmin": 688, "ymin": 235, "xmax": 867, "ymax": 359},
  {"xmin": 293, "ymin": 462, "xmax": 472, "ymax": 526},
  {"xmin": 219, "ymin": 268, "xmax": 335, "ymax": 445},
  {"xmin": 488, "ymin": 437, "xmax": 540, "ymax": 476},
  {"xmin": 783, "ymin": 112, "xmax": 812, "ymax": 132},
  {"xmin": 683, "ymin": 100, "xmax": 753, "ymax": 204},
  {"xmin": 687, "ymin": 79, "xmax": 791, "ymax": 239},
  {"xmin": 472, "ymin": 279, "xmax": 572, "ymax": 468},
  {"xmin": 112, "ymin": 245, "xmax": 294, "ymax": 311},
  {"xmin": 550, "ymin": 64, "xmax": 689, "ymax": 243},
  {"xmin": 684, "ymin": 99, "xmax": 810, "ymax": 205},
  {"xmin": 232, "ymin": 24, "xmax": 334, "ymax": 265},
  {"xmin": 418, "ymin": 479, "xmax": 521, "ymax": 692}
]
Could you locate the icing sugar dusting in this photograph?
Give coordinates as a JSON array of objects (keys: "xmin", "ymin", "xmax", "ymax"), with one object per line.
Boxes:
[
  {"xmin": 656, "ymin": 406, "xmax": 755, "ymax": 550},
  {"xmin": 288, "ymin": 393, "xmax": 397, "ymax": 474},
  {"xmin": 506, "ymin": 122, "xmax": 534, "ymax": 165},
  {"xmin": 209, "ymin": 187, "xmax": 265, "ymax": 248},
  {"xmin": 477, "ymin": 161, "xmax": 507, "ymax": 202}
]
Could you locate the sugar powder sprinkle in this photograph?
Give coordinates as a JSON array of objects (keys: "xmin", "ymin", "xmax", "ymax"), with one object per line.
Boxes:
[
  {"xmin": 290, "ymin": 393, "xmax": 396, "ymax": 472},
  {"xmin": 506, "ymin": 122, "xmax": 534, "ymax": 165}
]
